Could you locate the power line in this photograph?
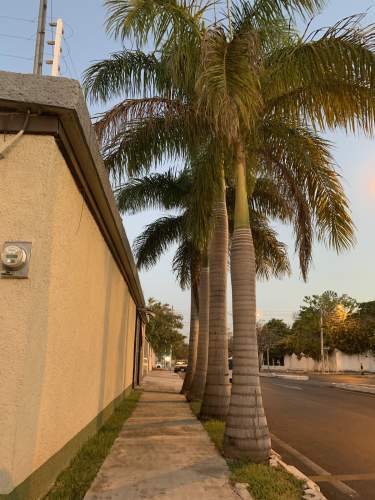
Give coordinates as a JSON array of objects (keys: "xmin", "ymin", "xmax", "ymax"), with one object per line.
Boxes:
[
  {"xmin": 63, "ymin": 34, "xmax": 79, "ymax": 79},
  {"xmin": 0, "ymin": 15, "xmax": 36, "ymax": 23},
  {"xmin": 0, "ymin": 33, "xmax": 35, "ymax": 41},
  {"xmin": 62, "ymin": 52, "xmax": 72, "ymax": 77},
  {"xmin": 0, "ymin": 52, "xmax": 33, "ymax": 61}
]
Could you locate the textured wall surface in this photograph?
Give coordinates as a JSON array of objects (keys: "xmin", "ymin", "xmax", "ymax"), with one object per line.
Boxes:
[
  {"xmin": 0, "ymin": 135, "xmax": 137, "ymax": 494},
  {"xmin": 276, "ymin": 350, "xmax": 375, "ymax": 372}
]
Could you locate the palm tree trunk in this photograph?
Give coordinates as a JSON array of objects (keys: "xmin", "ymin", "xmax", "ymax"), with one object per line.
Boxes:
[
  {"xmin": 200, "ymin": 166, "xmax": 231, "ymax": 419},
  {"xmin": 181, "ymin": 284, "xmax": 199, "ymax": 394},
  {"xmin": 187, "ymin": 252, "xmax": 209, "ymax": 401},
  {"xmin": 223, "ymin": 142, "xmax": 271, "ymax": 462}
]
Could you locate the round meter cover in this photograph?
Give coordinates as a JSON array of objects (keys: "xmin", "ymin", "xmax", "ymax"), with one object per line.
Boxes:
[{"xmin": 1, "ymin": 245, "xmax": 27, "ymax": 270}]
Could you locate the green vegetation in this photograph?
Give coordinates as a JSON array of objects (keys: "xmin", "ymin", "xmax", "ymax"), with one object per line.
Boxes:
[
  {"xmin": 229, "ymin": 462, "xmax": 303, "ymax": 500},
  {"xmin": 44, "ymin": 391, "xmax": 141, "ymax": 499},
  {"xmin": 145, "ymin": 298, "xmax": 186, "ymax": 359},
  {"xmin": 262, "ymin": 291, "xmax": 375, "ymax": 360},
  {"xmin": 189, "ymin": 401, "xmax": 303, "ymax": 500}
]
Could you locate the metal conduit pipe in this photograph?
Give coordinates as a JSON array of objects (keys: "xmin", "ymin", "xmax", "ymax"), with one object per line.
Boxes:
[{"xmin": 0, "ymin": 110, "xmax": 31, "ymax": 160}]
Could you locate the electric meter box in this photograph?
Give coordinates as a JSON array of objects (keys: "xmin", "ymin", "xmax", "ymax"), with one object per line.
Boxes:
[{"xmin": 0, "ymin": 241, "xmax": 32, "ymax": 279}]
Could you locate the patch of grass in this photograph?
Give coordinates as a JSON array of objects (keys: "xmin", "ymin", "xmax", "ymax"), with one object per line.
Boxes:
[
  {"xmin": 44, "ymin": 390, "xmax": 141, "ymax": 499},
  {"xmin": 188, "ymin": 400, "xmax": 303, "ymax": 500},
  {"xmin": 203, "ymin": 419, "xmax": 225, "ymax": 451},
  {"xmin": 229, "ymin": 461, "xmax": 303, "ymax": 500},
  {"xmin": 189, "ymin": 400, "xmax": 201, "ymax": 417}
]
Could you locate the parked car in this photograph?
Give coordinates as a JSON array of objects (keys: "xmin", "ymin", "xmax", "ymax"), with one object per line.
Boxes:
[
  {"xmin": 156, "ymin": 362, "xmax": 162, "ymax": 369},
  {"xmin": 174, "ymin": 360, "xmax": 188, "ymax": 373},
  {"xmin": 229, "ymin": 357, "xmax": 233, "ymax": 382}
]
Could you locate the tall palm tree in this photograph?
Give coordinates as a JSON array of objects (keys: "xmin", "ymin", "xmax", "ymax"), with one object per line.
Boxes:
[
  {"xmin": 174, "ymin": 243, "xmax": 200, "ymax": 394},
  {"xmin": 116, "ymin": 169, "xmax": 203, "ymax": 393},
  {"xmin": 117, "ymin": 168, "xmax": 291, "ymax": 398},
  {"xmin": 188, "ymin": 248, "xmax": 210, "ymax": 400},
  {"xmin": 85, "ymin": 0, "xmax": 375, "ymax": 461},
  {"xmin": 200, "ymin": 166, "xmax": 231, "ymax": 418}
]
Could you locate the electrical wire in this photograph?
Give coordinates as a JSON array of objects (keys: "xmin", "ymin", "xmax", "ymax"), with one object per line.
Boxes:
[
  {"xmin": 63, "ymin": 34, "xmax": 80, "ymax": 79},
  {"xmin": 0, "ymin": 33, "xmax": 35, "ymax": 41},
  {"xmin": 0, "ymin": 52, "xmax": 33, "ymax": 61},
  {"xmin": 0, "ymin": 15, "xmax": 36, "ymax": 23},
  {"xmin": 61, "ymin": 55, "xmax": 71, "ymax": 77}
]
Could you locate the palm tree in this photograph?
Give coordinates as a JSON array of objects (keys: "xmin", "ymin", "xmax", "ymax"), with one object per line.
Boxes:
[
  {"xmin": 172, "ymin": 240, "xmax": 201, "ymax": 394},
  {"xmin": 188, "ymin": 249, "xmax": 210, "ymax": 400},
  {"xmin": 85, "ymin": 0, "xmax": 375, "ymax": 461},
  {"xmin": 117, "ymin": 168, "xmax": 291, "ymax": 399},
  {"xmin": 213, "ymin": 7, "xmax": 375, "ymax": 461},
  {"xmin": 199, "ymin": 166, "xmax": 231, "ymax": 418}
]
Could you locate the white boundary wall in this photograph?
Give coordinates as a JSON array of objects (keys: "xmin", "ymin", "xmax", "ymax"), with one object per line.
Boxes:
[{"xmin": 262, "ymin": 349, "xmax": 375, "ymax": 373}]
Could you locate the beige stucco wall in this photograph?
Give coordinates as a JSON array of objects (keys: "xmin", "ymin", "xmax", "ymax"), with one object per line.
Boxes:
[{"xmin": 0, "ymin": 135, "xmax": 137, "ymax": 494}]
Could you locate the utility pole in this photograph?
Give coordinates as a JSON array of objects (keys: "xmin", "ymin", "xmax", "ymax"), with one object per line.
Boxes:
[
  {"xmin": 47, "ymin": 19, "xmax": 64, "ymax": 77},
  {"xmin": 320, "ymin": 308, "xmax": 325, "ymax": 373},
  {"xmin": 227, "ymin": 0, "xmax": 233, "ymax": 38},
  {"xmin": 33, "ymin": 0, "xmax": 48, "ymax": 75}
]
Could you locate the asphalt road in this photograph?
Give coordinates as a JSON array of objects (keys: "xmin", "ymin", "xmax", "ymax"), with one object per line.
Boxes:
[{"xmin": 261, "ymin": 375, "xmax": 375, "ymax": 500}]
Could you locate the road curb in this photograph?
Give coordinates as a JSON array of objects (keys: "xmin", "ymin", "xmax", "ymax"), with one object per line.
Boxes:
[
  {"xmin": 261, "ymin": 372, "xmax": 309, "ymax": 381},
  {"xmin": 270, "ymin": 451, "xmax": 327, "ymax": 500},
  {"xmin": 331, "ymin": 382, "xmax": 375, "ymax": 394},
  {"xmin": 233, "ymin": 482, "xmax": 254, "ymax": 500}
]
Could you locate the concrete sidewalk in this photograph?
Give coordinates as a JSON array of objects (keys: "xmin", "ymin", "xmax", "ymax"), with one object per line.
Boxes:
[{"xmin": 84, "ymin": 370, "xmax": 240, "ymax": 500}]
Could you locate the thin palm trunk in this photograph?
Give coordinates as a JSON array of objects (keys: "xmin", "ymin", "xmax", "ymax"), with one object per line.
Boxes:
[
  {"xmin": 200, "ymin": 166, "xmax": 231, "ymax": 419},
  {"xmin": 223, "ymin": 142, "xmax": 271, "ymax": 462},
  {"xmin": 181, "ymin": 284, "xmax": 199, "ymax": 394},
  {"xmin": 187, "ymin": 252, "xmax": 209, "ymax": 401}
]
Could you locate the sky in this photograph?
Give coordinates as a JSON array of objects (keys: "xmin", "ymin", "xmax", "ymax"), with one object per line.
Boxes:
[{"xmin": 1, "ymin": 1, "xmax": 375, "ymax": 334}]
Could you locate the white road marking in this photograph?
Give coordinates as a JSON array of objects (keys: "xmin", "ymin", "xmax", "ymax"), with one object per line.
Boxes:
[
  {"xmin": 271, "ymin": 433, "xmax": 359, "ymax": 498},
  {"xmin": 273, "ymin": 383, "xmax": 303, "ymax": 391}
]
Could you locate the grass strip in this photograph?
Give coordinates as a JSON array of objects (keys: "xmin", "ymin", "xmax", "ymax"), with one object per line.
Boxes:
[
  {"xmin": 44, "ymin": 390, "xmax": 141, "ymax": 499},
  {"xmin": 189, "ymin": 400, "xmax": 303, "ymax": 500}
]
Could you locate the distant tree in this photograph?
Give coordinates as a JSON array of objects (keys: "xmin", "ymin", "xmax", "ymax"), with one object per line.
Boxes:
[
  {"xmin": 173, "ymin": 340, "xmax": 189, "ymax": 360},
  {"xmin": 145, "ymin": 298, "xmax": 184, "ymax": 359},
  {"xmin": 285, "ymin": 291, "xmax": 375, "ymax": 358},
  {"xmin": 260, "ymin": 319, "xmax": 291, "ymax": 364},
  {"xmin": 301, "ymin": 291, "xmax": 358, "ymax": 318}
]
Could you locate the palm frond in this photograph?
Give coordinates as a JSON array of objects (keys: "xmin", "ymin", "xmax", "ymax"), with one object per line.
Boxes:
[
  {"xmin": 265, "ymin": 15, "xmax": 375, "ymax": 134},
  {"xmin": 196, "ymin": 26, "xmax": 262, "ymax": 141},
  {"xmin": 116, "ymin": 170, "xmax": 191, "ymax": 213},
  {"xmin": 95, "ymin": 96, "xmax": 186, "ymax": 143},
  {"xmin": 105, "ymin": 0, "xmax": 208, "ymax": 42},
  {"xmin": 258, "ymin": 151, "xmax": 313, "ymax": 280},
  {"xmin": 231, "ymin": 0, "xmax": 321, "ymax": 37},
  {"xmin": 250, "ymin": 176, "xmax": 293, "ymax": 221},
  {"xmin": 258, "ymin": 121, "xmax": 355, "ymax": 255},
  {"xmin": 172, "ymin": 239, "xmax": 201, "ymax": 290},
  {"xmin": 102, "ymin": 115, "xmax": 192, "ymax": 179},
  {"xmin": 251, "ymin": 211, "xmax": 291, "ymax": 280},
  {"xmin": 83, "ymin": 49, "xmax": 179, "ymax": 103},
  {"xmin": 134, "ymin": 214, "xmax": 186, "ymax": 269}
]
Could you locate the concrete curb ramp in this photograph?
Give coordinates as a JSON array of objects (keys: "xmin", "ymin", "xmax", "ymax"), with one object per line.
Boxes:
[
  {"xmin": 332, "ymin": 382, "xmax": 375, "ymax": 394},
  {"xmin": 261, "ymin": 372, "xmax": 309, "ymax": 381}
]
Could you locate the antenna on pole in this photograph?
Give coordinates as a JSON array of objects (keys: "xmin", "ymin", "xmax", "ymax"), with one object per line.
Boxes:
[
  {"xmin": 33, "ymin": 0, "xmax": 48, "ymax": 75},
  {"xmin": 46, "ymin": 19, "xmax": 64, "ymax": 76}
]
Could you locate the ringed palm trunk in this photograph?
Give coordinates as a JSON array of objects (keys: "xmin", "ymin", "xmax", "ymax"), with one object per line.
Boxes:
[
  {"xmin": 181, "ymin": 284, "xmax": 199, "ymax": 394},
  {"xmin": 223, "ymin": 142, "xmax": 271, "ymax": 462},
  {"xmin": 200, "ymin": 166, "xmax": 231, "ymax": 419},
  {"xmin": 187, "ymin": 252, "xmax": 209, "ymax": 401}
]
